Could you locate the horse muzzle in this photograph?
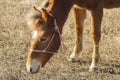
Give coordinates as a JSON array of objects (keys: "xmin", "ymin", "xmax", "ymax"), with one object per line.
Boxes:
[{"xmin": 26, "ymin": 60, "xmax": 41, "ymax": 74}]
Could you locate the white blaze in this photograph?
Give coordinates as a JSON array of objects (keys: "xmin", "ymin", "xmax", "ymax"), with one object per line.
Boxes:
[{"xmin": 32, "ymin": 30, "xmax": 38, "ymax": 39}]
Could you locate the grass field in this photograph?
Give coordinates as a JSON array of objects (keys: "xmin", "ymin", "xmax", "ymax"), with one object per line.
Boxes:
[{"xmin": 0, "ymin": 0, "xmax": 120, "ymax": 80}]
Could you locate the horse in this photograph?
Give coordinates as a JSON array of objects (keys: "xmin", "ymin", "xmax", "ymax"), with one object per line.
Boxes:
[{"xmin": 26, "ymin": 0, "xmax": 120, "ymax": 73}]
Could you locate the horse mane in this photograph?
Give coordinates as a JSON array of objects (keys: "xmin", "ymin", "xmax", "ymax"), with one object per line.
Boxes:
[{"xmin": 26, "ymin": 7, "xmax": 42, "ymax": 28}]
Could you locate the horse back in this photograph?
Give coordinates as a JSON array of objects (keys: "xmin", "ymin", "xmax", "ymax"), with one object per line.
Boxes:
[{"xmin": 104, "ymin": 0, "xmax": 120, "ymax": 8}]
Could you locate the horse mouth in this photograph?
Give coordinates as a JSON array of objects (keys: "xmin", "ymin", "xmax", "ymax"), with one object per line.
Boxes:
[
  {"xmin": 29, "ymin": 65, "xmax": 40, "ymax": 74},
  {"xmin": 26, "ymin": 63, "xmax": 41, "ymax": 74}
]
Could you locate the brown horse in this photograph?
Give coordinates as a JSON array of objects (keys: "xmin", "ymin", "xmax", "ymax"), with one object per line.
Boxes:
[{"xmin": 26, "ymin": 0, "xmax": 120, "ymax": 73}]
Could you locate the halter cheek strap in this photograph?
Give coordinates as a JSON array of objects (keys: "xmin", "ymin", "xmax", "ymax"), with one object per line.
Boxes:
[{"xmin": 30, "ymin": 19, "xmax": 61, "ymax": 54}]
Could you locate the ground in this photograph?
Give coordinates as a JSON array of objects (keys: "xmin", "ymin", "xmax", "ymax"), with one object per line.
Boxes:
[{"xmin": 0, "ymin": 0, "xmax": 120, "ymax": 80}]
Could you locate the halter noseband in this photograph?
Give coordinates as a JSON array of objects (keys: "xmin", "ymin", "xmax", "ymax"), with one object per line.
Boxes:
[{"xmin": 30, "ymin": 19, "xmax": 61, "ymax": 54}]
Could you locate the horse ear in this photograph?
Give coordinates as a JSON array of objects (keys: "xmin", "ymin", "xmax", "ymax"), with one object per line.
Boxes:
[
  {"xmin": 33, "ymin": 6, "xmax": 40, "ymax": 12},
  {"xmin": 40, "ymin": 8, "xmax": 49, "ymax": 22}
]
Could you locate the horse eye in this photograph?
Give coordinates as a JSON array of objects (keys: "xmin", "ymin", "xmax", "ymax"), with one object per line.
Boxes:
[
  {"xmin": 39, "ymin": 20, "xmax": 44, "ymax": 24},
  {"xmin": 40, "ymin": 37, "xmax": 46, "ymax": 42}
]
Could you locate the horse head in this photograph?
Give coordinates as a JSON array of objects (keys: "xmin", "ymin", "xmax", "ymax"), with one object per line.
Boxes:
[{"xmin": 26, "ymin": 6, "xmax": 61, "ymax": 73}]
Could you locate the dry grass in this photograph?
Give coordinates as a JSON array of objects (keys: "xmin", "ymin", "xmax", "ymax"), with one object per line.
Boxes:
[{"xmin": 0, "ymin": 0, "xmax": 120, "ymax": 80}]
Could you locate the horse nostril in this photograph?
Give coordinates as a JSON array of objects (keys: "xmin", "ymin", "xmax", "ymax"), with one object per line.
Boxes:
[{"xmin": 30, "ymin": 67, "xmax": 32, "ymax": 72}]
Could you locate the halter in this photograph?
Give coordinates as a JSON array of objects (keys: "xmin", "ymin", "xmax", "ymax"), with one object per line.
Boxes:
[{"xmin": 30, "ymin": 19, "xmax": 61, "ymax": 54}]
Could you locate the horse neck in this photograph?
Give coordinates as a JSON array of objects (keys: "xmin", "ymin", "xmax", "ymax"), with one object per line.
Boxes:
[{"xmin": 48, "ymin": 0, "xmax": 74, "ymax": 33}]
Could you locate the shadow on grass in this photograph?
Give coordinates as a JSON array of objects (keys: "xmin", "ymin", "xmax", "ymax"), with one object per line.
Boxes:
[
  {"xmin": 100, "ymin": 63, "xmax": 120, "ymax": 75},
  {"xmin": 70, "ymin": 59, "xmax": 91, "ymax": 65},
  {"xmin": 70, "ymin": 60, "xmax": 120, "ymax": 75}
]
